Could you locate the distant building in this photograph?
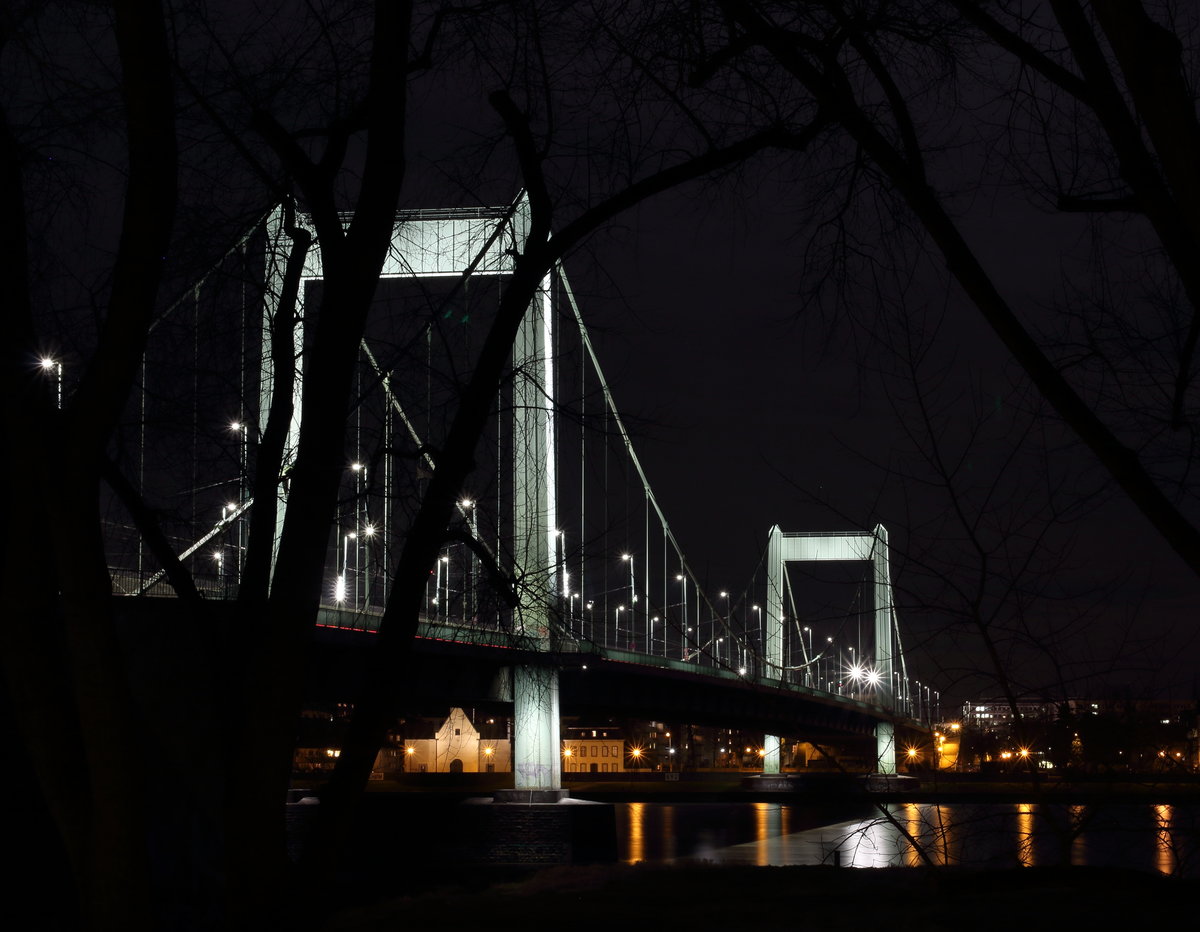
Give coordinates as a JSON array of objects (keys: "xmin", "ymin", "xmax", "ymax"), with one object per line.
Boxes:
[
  {"xmin": 964, "ymin": 697, "xmax": 1196, "ymax": 729},
  {"xmin": 962, "ymin": 698, "xmax": 1057, "ymax": 728},
  {"xmin": 401, "ymin": 707, "xmax": 511, "ymax": 773},
  {"xmin": 293, "ymin": 707, "xmax": 512, "ymax": 776},
  {"xmin": 562, "ymin": 724, "xmax": 626, "ymax": 773}
]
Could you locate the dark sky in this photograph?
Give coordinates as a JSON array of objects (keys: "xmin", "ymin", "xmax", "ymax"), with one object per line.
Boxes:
[
  {"xmin": 20, "ymin": 2, "xmax": 1196, "ymax": 710},
  {"xmin": 554, "ymin": 181, "xmax": 1199, "ymax": 706}
]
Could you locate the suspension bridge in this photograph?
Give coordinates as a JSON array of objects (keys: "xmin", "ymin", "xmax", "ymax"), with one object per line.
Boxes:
[{"xmin": 87, "ymin": 193, "xmax": 937, "ymax": 794}]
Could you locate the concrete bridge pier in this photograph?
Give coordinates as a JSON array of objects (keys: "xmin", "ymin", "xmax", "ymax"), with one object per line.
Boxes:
[{"xmin": 493, "ymin": 664, "xmax": 566, "ymax": 803}]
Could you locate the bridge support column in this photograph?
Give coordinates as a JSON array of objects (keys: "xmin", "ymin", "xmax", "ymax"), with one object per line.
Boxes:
[
  {"xmin": 762, "ymin": 734, "xmax": 781, "ymax": 775},
  {"xmin": 498, "ymin": 267, "xmax": 566, "ymax": 802},
  {"xmin": 504, "ymin": 664, "xmax": 564, "ymax": 801},
  {"xmin": 876, "ymin": 721, "xmax": 896, "ymax": 775}
]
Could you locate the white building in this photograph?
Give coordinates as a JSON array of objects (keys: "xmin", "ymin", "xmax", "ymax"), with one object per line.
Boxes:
[{"xmin": 402, "ymin": 707, "xmax": 511, "ymax": 773}]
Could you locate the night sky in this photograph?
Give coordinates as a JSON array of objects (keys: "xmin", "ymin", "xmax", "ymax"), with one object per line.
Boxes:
[{"xmin": 17, "ymin": 2, "xmax": 1200, "ymax": 710}]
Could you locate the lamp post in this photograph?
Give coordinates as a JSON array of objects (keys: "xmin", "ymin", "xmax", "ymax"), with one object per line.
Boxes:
[
  {"xmin": 719, "ymin": 591, "xmax": 729, "ymax": 668},
  {"xmin": 362, "ymin": 524, "xmax": 375, "ymax": 611},
  {"xmin": 613, "ymin": 605, "xmax": 624, "ymax": 648},
  {"xmin": 461, "ymin": 499, "xmax": 477, "ymax": 623},
  {"xmin": 622, "ymin": 554, "xmax": 636, "ymax": 648},
  {"xmin": 650, "ymin": 616, "xmax": 659, "ymax": 656},
  {"xmin": 434, "ymin": 554, "xmax": 449, "ymax": 622},
  {"xmin": 677, "ymin": 574, "xmax": 688, "ymax": 661},
  {"xmin": 343, "ymin": 532, "xmax": 357, "ymax": 610},
  {"xmin": 40, "ymin": 356, "xmax": 62, "ymax": 409},
  {"xmin": 752, "ymin": 605, "xmax": 762, "ymax": 674},
  {"xmin": 351, "ymin": 463, "xmax": 367, "ymax": 605},
  {"xmin": 229, "ymin": 422, "xmax": 249, "ymax": 581},
  {"xmin": 222, "ymin": 502, "xmax": 238, "ymax": 590},
  {"xmin": 586, "ymin": 601, "xmax": 594, "ymax": 642},
  {"xmin": 568, "ymin": 592, "xmax": 578, "ymax": 636},
  {"xmin": 213, "ymin": 549, "xmax": 224, "ymax": 599}
]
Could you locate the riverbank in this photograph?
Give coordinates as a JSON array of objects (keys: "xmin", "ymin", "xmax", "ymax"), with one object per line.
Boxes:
[{"xmin": 322, "ymin": 861, "xmax": 1200, "ymax": 931}]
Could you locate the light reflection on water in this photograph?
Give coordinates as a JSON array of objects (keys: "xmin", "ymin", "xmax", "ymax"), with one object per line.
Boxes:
[
  {"xmin": 627, "ymin": 802, "xmax": 645, "ymax": 864},
  {"xmin": 1017, "ymin": 802, "xmax": 1035, "ymax": 866},
  {"xmin": 615, "ymin": 801, "xmax": 1200, "ymax": 876},
  {"xmin": 1156, "ymin": 804, "xmax": 1174, "ymax": 875}
]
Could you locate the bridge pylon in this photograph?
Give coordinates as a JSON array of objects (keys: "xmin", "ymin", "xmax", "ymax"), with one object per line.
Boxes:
[
  {"xmin": 765, "ymin": 524, "xmax": 897, "ymax": 775},
  {"xmin": 505, "ymin": 263, "xmax": 565, "ymax": 799}
]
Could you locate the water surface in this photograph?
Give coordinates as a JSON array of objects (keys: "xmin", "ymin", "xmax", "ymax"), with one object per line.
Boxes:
[{"xmin": 615, "ymin": 801, "xmax": 1200, "ymax": 876}]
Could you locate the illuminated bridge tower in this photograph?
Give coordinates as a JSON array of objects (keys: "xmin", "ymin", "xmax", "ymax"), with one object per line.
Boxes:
[
  {"xmin": 264, "ymin": 196, "xmax": 567, "ymax": 799},
  {"xmin": 502, "ymin": 269, "xmax": 565, "ymax": 801},
  {"xmin": 764, "ymin": 525, "xmax": 897, "ymax": 775}
]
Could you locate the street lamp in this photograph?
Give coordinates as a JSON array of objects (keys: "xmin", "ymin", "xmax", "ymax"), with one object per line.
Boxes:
[
  {"xmin": 342, "ymin": 532, "xmax": 357, "ymax": 610},
  {"xmin": 622, "ymin": 554, "xmax": 636, "ymax": 647},
  {"xmin": 213, "ymin": 549, "xmax": 224, "ymax": 598},
  {"xmin": 719, "ymin": 591, "xmax": 729, "ymax": 667},
  {"xmin": 434, "ymin": 554, "xmax": 449, "ymax": 622},
  {"xmin": 362, "ymin": 524, "xmax": 376, "ymax": 611},
  {"xmin": 752, "ymin": 605, "xmax": 762, "ymax": 662},
  {"xmin": 585, "ymin": 601, "xmax": 594, "ymax": 641},
  {"xmin": 460, "ymin": 499, "xmax": 477, "ymax": 623},
  {"xmin": 677, "ymin": 574, "xmax": 689, "ymax": 661},
  {"xmin": 613, "ymin": 605, "xmax": 625, "ymax": 647},
  {"xmin": 40, "ymin": 356, "xmax": 62, "ymax": 409},
  {"xmin": 350, "ymin": 463, "xmax": 367, "ymax": 604}
]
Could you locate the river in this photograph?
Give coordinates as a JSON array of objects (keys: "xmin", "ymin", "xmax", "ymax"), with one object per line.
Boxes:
[{"xmin": 614, "ymin": 801, "xmax": 1200, "ymax": 875}]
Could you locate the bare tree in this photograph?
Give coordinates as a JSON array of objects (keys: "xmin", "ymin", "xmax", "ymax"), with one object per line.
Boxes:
[{"xmin": 1, "ymin": 1, "xmax": 816, "ymax": 926}]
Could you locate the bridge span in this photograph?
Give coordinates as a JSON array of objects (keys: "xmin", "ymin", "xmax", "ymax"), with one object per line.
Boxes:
[{"xmin": 308, "ymin": 606, "xmax": 925, "ymax": 755}]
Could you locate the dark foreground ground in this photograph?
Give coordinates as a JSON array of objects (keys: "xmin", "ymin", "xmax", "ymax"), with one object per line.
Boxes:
[{"xmin": 323, "ymin": 862, "xmax": 1196, "ymax": 931}]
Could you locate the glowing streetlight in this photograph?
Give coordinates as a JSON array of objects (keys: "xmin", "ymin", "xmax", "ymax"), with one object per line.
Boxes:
[
  {"xmin": 613, "ymin": 605, "xmax": 625, "ymax": 647},
  {"xmin": 362, "ymin": 524, "xmax": 376, "ymax": 611},
  {"xmin": 622, "ymin": 553, "xmax": 637, "ymax": 648},
  {"xmin": 439, "ymin": 553, "xmax": 449, "ymax": 619},
  {"xmin": 719, "ymin": 591, "xmax": 729, "ymax": 667},
  {"xmin": 40, "ymin": 356, "xmax": 62, "ymax": 409},
  {"xmin": 677, "ymin": 574, "xmax": 689, "ymax": 661},
  {"xmin": 460, "ymin": 499, "xmax": 477, "ymax": 622}
]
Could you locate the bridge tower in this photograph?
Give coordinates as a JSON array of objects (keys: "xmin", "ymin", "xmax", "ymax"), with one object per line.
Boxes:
[
  {"xmin": 506, "ymin": 268, "xmax": 565, "ymax": 800},
  {"xmin": 765, "ymin": 525, "xmax": 897, "ymax": 774},
  {"xmin": 264, "ymin": 196, "xmax": 567, "ymax": 797}
]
